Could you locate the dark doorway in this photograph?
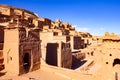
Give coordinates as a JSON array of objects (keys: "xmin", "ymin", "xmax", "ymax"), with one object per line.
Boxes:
[
  {"xmin": 23, "ymin": 53, "xmax": 31, "ymax": 73},
  {"xmin": 0, "ymin": 29, "xmax": 4, "ymax": 50},
  {"xmin": 113, "ymin": 58, "xmax": 120, "ymax": 67},
  {"xmin": 46, "ymin": 43, "xmax": 58, "ymax": 66}
]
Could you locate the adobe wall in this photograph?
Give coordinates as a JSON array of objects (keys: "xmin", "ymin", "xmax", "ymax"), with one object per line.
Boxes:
[
  {"xmin": 3, "ymin": 28, "xmax": 20, "ymax": 74},
  {"xmin": 40, "ymin": 30, "xmax": 72, "ymax": 68},
  {"xmin": 61, "ymin": 42, "xmax": 72, "ymax": 68},
  {"xmin": 40, "ymin": 32, "xmax": 53, "ymax": 61},
  {"xmin": 0, "ymin": 4, "xmax": 38, "ymax": 19},
  {"xmin": 45, "ymin": 41, "xmax": 72, "ymax": 69},
  {"xmin": 0, "ymin": 4, "xmax": 38, "ymax": 29},
  {"xmin": 19, "ymin": 28, "xmax": 41, "ymax": 74},
  {"xmin": 53, "ymin": 35, "xmax": 70, "ymax": 42},
  {"xmin": 70, "ymin": 36, "xmax": 85, "ymax": 51},
  {"xmin": 3, "ymin": 27, "xmax": 41, "ymax": 75},
  {"xmin": 38, "ymin": 18, "xmax": 51, "ymax": 29},
  {"xmin": 0, "ymin": 4, "xmax": 94, "ymax": 74}
]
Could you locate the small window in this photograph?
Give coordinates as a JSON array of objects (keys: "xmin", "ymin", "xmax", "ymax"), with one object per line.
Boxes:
[
  {"xmin": 106, "ymin": 62, "xmax": 108, "ymax": 64},
  {"xmin": 53, "ymin": 32, "xmax": 58, "ymax": 36}
]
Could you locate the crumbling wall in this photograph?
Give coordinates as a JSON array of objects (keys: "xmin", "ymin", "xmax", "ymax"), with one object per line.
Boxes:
[
  {"xmin": 61, "ymin": 42, "xmax": 72, "ymax": 69},
  {"xmin": 0, "ymin": 4, "xmax": 38, "ymax": 29},
  {"xmin": 74, "ymin": 36, "xmax": 82, "ymax": 49},
  {"xmin": 38, "ymin": 18, "xmax": 51, "ymax": 29},
  {"xmin": 70, "ymin": 36, "xmax": 85, "ymax": 51},
  {"xmin": 3, "ymin": 27, "xmax": 41, "ymax": 75},
  {"xmin": 19, "ymin": 28, "xmax": 41, "ymax": 74}
]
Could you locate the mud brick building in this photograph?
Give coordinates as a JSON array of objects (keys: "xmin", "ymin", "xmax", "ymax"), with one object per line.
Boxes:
[{"xmin": 0, "ymin": 4, "xmax": 92, "ymax": 75}]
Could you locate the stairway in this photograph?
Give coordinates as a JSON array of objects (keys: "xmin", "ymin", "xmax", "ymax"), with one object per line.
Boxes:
[{"xmin": 0, "ymin": 50, "xmax": 4, "ymax": 71}]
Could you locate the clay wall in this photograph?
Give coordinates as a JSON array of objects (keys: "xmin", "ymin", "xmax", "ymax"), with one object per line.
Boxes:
[
  {"xmin": 70, "ymin": 36, "xmax": 85, "ymax": 51},
  {"xmin": 3, "ymin": 27, "xmax": 41, "ymax": 75},
  {"xmin": 38, "ymin": 18, "xmax": 51, "ymax": 29},
  {"xmin": 19, "ymin": 28, "xmax": 41, "ymax": 74},
  {"xmin": 53, "ymin": 35, "xmax": 70, "ymax": 42},
  {"xmin": 73, "ymin": 36, "xmax": 82, "ymax": 49},
  {"xmin": 3, "ymin": 28, "xmax": 20, "ymax": 74},
  {"xmin": 45, "ymin": 42, "xmax": 72, "ymax": 69},
  {"xmin": 0, "ymin": 6, "xmax": 11, "ymax": 16},
  {"xmin": 40, "ymin": 32, "xmax": 53, "ymax": 61}
]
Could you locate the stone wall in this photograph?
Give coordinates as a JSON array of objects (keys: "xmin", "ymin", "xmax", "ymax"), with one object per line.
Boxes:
[{"xmin": 40, "ymin": 32, "xmax": 53, "ymax": 61}]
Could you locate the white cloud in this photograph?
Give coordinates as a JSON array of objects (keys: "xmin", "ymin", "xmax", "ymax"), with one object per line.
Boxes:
[
  {"xmin": 72, "ymin": 25, "xmax": 107, "ymax": 36},
  {"xmin": 72, "ymin": 25, "xmax": 89, "ymax": 32},
  {"xmin": 78, "ymin": 27, "xmax": 89, "ymax": 32},
  {"xmin": 90, "ymin": 27, "xmax": 106, "ymax": 36}
]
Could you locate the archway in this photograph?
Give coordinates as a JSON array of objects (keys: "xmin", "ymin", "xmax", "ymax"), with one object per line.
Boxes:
[
  {"xmin": 113, "ymin": 58, "xmax": 120, "ymax": 67},
  {"xmin": 23, "ymin": 53, "xmax": 31, "ymax": 73}
]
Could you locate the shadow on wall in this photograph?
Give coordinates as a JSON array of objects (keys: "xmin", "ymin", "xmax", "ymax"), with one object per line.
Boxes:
[
  {"xmin": 46, "ymin": 43, "xmax": 58, "ymax": 66},
  {"xmin": 0, "ymin": 72, "xmax": 6, "ymax": 77},
  {"xmin": 23, "ymin": 53, "xmax": 31, "ymax": 73},
  {"xmin": 71, "ymin": 59, "xmax": 87, "ymax": 70},
  {"xmin": 113, "ymin": 58, "xmax": 120, "ymax": 67}
]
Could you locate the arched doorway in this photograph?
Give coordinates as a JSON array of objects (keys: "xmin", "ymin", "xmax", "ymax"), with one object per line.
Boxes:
[
  {"xmin": 23, "ymin": 53, "xmax": 31, "ymax": 73},
  {"xmin": 113, "ymin": 58, "xmax": 120, "ymax": 67}
]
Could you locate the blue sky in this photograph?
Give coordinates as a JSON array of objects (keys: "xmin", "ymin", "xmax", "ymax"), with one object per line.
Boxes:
[{"xmin": 0, "ymin": 0, "xmax": 120, "ymax": 35}]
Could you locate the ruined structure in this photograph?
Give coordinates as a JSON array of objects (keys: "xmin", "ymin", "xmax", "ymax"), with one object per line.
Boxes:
[
  {"xmin": 103, "ymin": 32, "xmax": 120, "ymax": 43},
  {"xmin": 0, "ymin": 4, "xmax": 92, "ymax": 76},
  {"xmin": 0, "ymin": 4, "xmax": 41, "ymax": 75},
  {"xmin": 39, "ymin": 18, "xmax": 93, "ymax": 69},
  {"xmin": 39, "ymin": 18, "xmax": 72, "ymax": 68},
  {"xmin": 1, "ymin": 4, "xmax": 120, "ymax": 80}
]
